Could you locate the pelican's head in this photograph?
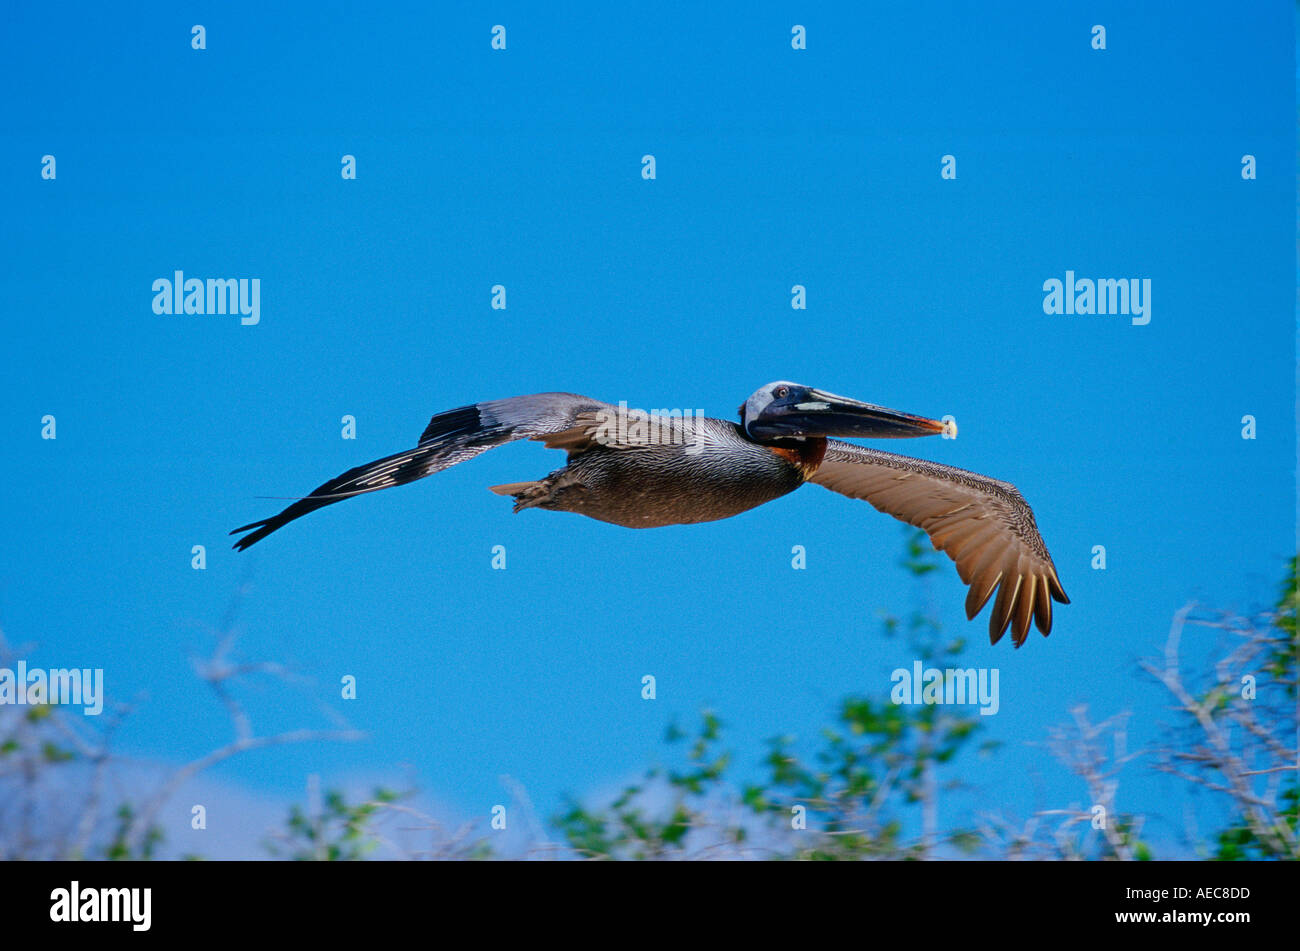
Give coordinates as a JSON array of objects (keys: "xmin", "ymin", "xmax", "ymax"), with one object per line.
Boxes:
[{"xmin": 739, "ymin": 381, "xmax": 954, "ymax": 442}]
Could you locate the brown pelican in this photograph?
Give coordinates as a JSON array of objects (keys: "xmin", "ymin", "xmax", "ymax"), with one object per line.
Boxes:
[{"xmin": 232, "ymin": 383, "xmax": 1069, "ymax": 647}]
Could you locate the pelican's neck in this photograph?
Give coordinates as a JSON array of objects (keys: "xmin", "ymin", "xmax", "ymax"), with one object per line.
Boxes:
[{"xmin": 765, "ymin": 437, "xmax": 827, "ymax": 479}]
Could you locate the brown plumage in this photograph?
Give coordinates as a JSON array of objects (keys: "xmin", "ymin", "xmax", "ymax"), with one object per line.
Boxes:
[
  {"xmin": 232, "ymin": 382, "xmax": 1069, "ymax": 647},
  {"xmin": 809, "ymin": 442, "xmax": 1068, "ymax": 647}
]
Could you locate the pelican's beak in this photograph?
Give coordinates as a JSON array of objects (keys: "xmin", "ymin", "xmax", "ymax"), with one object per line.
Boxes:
[{"xmin": 750, "ymin": 388, "xmax": 955, "ymax": 440}]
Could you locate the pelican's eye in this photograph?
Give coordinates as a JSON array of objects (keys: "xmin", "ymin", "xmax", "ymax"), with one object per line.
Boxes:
[{"xmin": 774, "ymin": 386, "xmax": 789, "ymax": 398}]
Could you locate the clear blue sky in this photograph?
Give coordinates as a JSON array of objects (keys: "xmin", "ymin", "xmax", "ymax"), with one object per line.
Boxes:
[{"xmin": 2, "ymin": 2, "xmax": 1294, "ymax": 856}]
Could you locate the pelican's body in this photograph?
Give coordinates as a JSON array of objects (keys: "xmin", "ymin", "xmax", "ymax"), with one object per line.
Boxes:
[
  {"xmin": 497, "ymin": 416, "xmax": 810, "ymax": 528},
  {"xmin": 233, "ymin": 383, "xmax": 1069, "ymax": 647}
]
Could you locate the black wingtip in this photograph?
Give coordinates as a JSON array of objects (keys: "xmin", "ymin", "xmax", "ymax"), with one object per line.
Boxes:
[
  {"xmin": 231, "ymin": 524, "xmax": 268, "ymax": 550},
  {"xmin": 230, "ymin": 516, "xmax": 287, "ymax": 550},
  {"xmin": 232, "ymin": 406, "xmax": 498, "ymax": 552},
  {"xmin": 419, "ymin": 404, "xmax": 483, "ymax": 445}
]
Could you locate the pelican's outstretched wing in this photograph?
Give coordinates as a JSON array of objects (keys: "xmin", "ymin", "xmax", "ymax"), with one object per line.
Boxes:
[
  {"xmin": 809, "ymin": 440, "xmax": 1069, "ymax": 647},
  {"xmin": 231, "ymin": 393, "xmax": 613, "ymax": 550}
]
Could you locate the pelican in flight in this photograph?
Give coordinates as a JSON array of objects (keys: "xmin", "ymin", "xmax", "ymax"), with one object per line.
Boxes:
[{"xmin": 232, "ymin": 383, "xmax": 1069, "ymax": 647}]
